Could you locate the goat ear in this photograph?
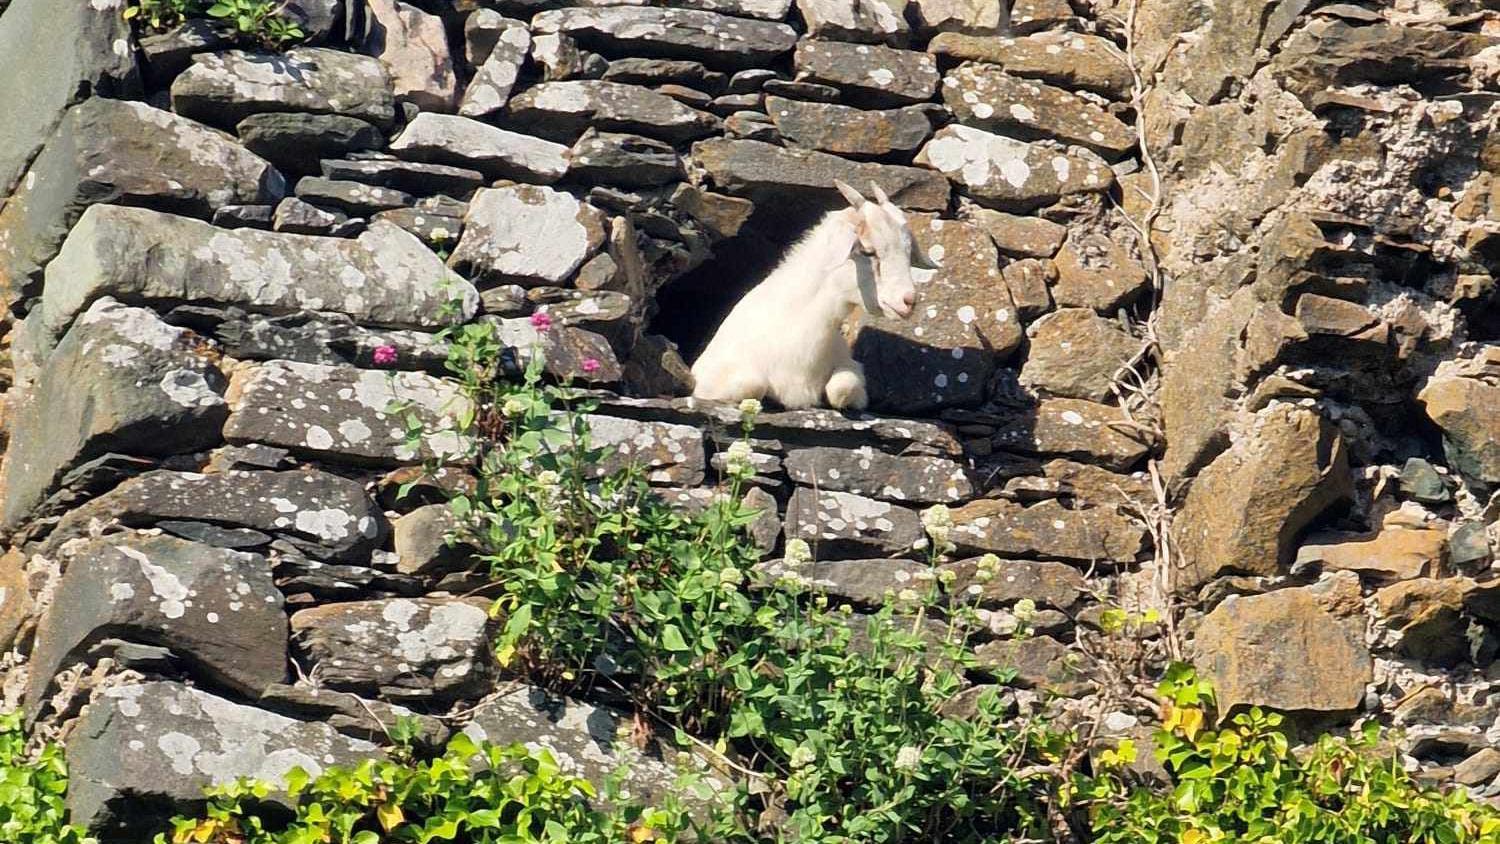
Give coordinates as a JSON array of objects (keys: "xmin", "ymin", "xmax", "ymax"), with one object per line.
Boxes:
[
  {"xmin": 832, "ymin": 179, "xmax": 866, "ymax": 208},
  {"xmin": 868, "ymin": 181, "xmax": 891, "ymax": 205},
  {"xmin": 825, "ymin": 214, "xmax": 871, "ymax": 267},
  {"xmin": 911, "ymin": 244, "xmax": 941, "ymax": 270}
]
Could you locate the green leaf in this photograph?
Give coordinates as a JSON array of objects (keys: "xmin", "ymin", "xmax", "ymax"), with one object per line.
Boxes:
[{"xmin": 660, "ymin": 624, "xmax": 689, "ymax": 652}]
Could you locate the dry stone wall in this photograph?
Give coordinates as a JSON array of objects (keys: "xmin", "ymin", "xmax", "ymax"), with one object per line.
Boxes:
[{"xmin": 1, "ymin": 0, "xmax": 1500, "ymax": 836}]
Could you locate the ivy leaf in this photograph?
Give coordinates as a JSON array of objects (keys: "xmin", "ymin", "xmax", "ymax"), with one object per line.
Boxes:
[{"xmin": 376, "ymin": 802, "xmax": 404, "ymax": 832}]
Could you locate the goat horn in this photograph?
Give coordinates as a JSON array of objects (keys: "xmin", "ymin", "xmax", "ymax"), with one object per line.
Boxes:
[
  {"xmin": 832, "ymin": 179, "xmax": 866, "ymax": 208},
  {"xmin": 868, "ymin": 182, "xmax": 891, "ymax": 205}
]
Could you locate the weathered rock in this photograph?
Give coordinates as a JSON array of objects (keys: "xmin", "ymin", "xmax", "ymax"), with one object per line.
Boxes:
[
  {"xmin": 361, "ymin": 0, "xmax": 458, "ymax": 112},
  {"xmin": 224, "ymin": 360, "xmax": 470, "ymax": 465},
  {"xmin": 912, "ymin": 0, "xmax": 1008, "ymax": 36},
  {"xmin": 529, "ymin": 32, "xmax": 590, "ymax": 82},
  {"xmin": 605, "ymin": 57, "xmax": 723, "ymax": 88},
  {"xmin": 237, "ymin": 113, "xmax": 384, "ymax": 176},
  {"xmin": 974, "ymin": 634, "xmax": 1091, "ymax": 694},
  {"xmin": 461, "ymin": 19, "xmax": 531, "ymax": 118},
  {"xmin": 1176, "ymin": 405, "xmax": 1352, "ymax": 590},
  {"xmin": 778, "ymin": 558, "xmax": 928, "ymax": 605},
  {"xmin": 941, "ymin": 556, "xmax": 1086, "ymax": 609},
  {"xmin": 569, "ymin": 130, "xmax": 683, "ymax": 186},
  {"xmin": 968, "ymin": 208, "xmax": 1067, "ymax": 259},
  {"xmin": 291, "ymin": 598, "xmax": 490, "ymax": 701},
  {"xmin": 448, "ymin": 184, "xmax": 608, "ymax": 287},
  {"xmin": 928, "ymin": 31, "xmax": 1134, "ymax": 99},
  {"xmin": 272, "ymin": 197, "xmax": 346, "ymax": 235},
  {"xmin": 784, "ymin": 446, "xmax": 970, "ymax": 503},
  {"xmin": 0, "ymin": 99, "xmax": 284, "ymax": 304},
  {"xmin": 171, "ymin": 48, "xmax": 396, "ymax": 130},
  {"xmin": 0, "ymin": 0, "xmax": 139, "ymax": 198},
  {"xmin": 1374, "ymin": 577, "xmax": 1479, "ymax": 667},
  {"xmin": 794, "ymin": 39, "xmax": 940, "ymax": 106},
  {"xmin": 49, "ymin": 468, "xmax": 384, "ymax": 561},
  {"xmin": 856, "ymin": 215, "xmax": 1022, "ymax": 412},
  {"xmin": 1020, "ymin": 309, "xmax": 1139, "ymax": 402},
  {"xmin": 950, "ymin": 498, "xmax": 1145, "ymax": 563},
  {"xmin": 258, "ymin": 684, "xmax": 449, "ymax": 749},
  {"xmin": 66, "ymin": 682, "xmax": 380, "ymax": 839},
  {"xmin": 1399, "ymin": 458, "xmax": 1450, "ymax": 505},
  {"xmin": 504, "ymin": 80, "xmax": 720, "ymax": 144},
  {"xmin": 1272, "ymin": 19, "xmax": 1496, "ymax": 101},
  {"xmin": 0, "ymin": 302, "xmax": 226, "ymax": 530},
  {"xmin": 693, "ymin": 138, "xmax": 949, "ymax": 211},
  {"xmin": 916, "ymin": 125, "xmax": 1115, "ymax": 211},
  {"xmin": 464, "ymin": 685, "xmax": 725, "ymax": 807},
  {"xmin": 293, "ymin": 177, "xmax": 410, "ymax": 217},
  {"xmin": 322, "ymin": 157, "xmax": 486, "ymax": 198},
  {"xmin": 1455, "ymin": 748, "xmax": 1500, "ymax": 786},
  {"xmin": 796, "ymin": 0, "xmax": 909, "ymax": 44},
  {"xmin": 25, "ymin": 534, "xmax": 286, "ymax": 712},
  {"xmin": 943, "ymin": 63, "xmax": 1135, "ymax": 157},
  {"xmin": 991, "ymin": 397, "xmax": 1151, "ymax": 470},
  {"xmin": 1296, "ymin": 526, "xmax": 1447, "ymax": 582},
  {"xmin": 138, "ymin": 19, "xmax": 232, "ymax": 85},
  {"xmin": 374, "ymin": 205, "xmax": 465, "ymax": 248},
  {"xmin": 583, "ymin": 415, "xmax": 706, "ymax": 485},
  {"xmin": 1000, "ymin": 257, "xmax": 1056, "ymax": 320},
  {"xmin": 762, "ymin": 78, "xmax": 841, "ymax": 101},
  {"xmin": 1193, "ymin": 573, "xmax": 1371, "ymax": 714},
  {"xmin": 670, "ymin": 184, "xmax": 756, "ymax": 239},
  {"xmin": 39, "ymin": 204, "xmax": 477, "ymax": 340},
  {"xmin": 531, "ymin": 7, "xmax": 797, "ymax": 69},
  {"xmin": 489, "ymin": 317, "xmax": 624, "ymax": 385},
  {"xmin": 0, "ymin": 550, "xmax": 26, "ymax": 653},
  {"xmin": 390, "ymin": 113, "xmax": 569, "ymax": 183},
  {"xmin": 393, "ymin": 504, "xmax": 471, "ymax": 575},
  {"xmin": 1419, "ymin": 375, "xmax": 1500, "ymax": 486},
  {"xmin": 765, "ymin": 96, "xmax": 932, "ymax": 158},
  {"xmin": 1051, "ymin": 231, "xmax": 1150, "ymax": 312},
  {"xmin": 786, "ymin": 488, "xmax": 923, "ymax": 558}
]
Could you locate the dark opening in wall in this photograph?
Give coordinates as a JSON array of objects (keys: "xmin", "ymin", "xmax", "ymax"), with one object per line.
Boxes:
[{"xmin": 649, "ymin": 202, "xmax": 833, "ymax": 365}]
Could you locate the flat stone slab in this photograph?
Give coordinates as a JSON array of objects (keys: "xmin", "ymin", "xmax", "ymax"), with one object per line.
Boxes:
[
  {"xmin": 796, "ymin": 0, "xmax": 909, "ymax": 44},
  {"xmin": 448, "ymin": 184, "xmax": 607, "ymax": 287},
  {"xmin": 47, "ymin": 468, "xmax": 384, "ymax": 561},
  {"xmin": 785, "ymin": 487, "xmax": 923, "ymax": 558},
  {"xmin": 928, "ymin": 31, "xmax": 1134, "ymax": 99},
  {"xmin": 793, "ymin": 39, "xmax": 939, "ymax": 106},
  {"xmin": 321, "ymin": 157, "xmax": 486, "ymax": 198},
  {"xmin": 39, "ymin": 204, "xmax": 477, "ymax": 341},
  {"xmin": 390, "ymin": 113, "xmax": 569, "ymax": 183},
  {"xmin": 290, "ymin": 598, "xmax": 490, "ymax": 702},
  {"xmin": 67, "ymin": 682, "xmax": 381, "ymax": 840},
  {"xmin": 1, "ymin": 301, "xmax": 227, "ymax": 530},
  {"xmin": 505, "ymin": 80, "xmax": 720, "ymax": 144},
  {"xmin": 692, "ymin": 138, "xmax": 950, "ymax": 211},
  {"xmin": 943, "ymin": 63, "xmax": 1136, "ymax": 156},
  {"xmin": 855, "ymin": 214, "xmax": 1022, "ymax": 413},
  {"xmin": 584, "ymin": 414, "xmax": 707, "ymax": 486},
  {"xmin": 1020, "ymin": 308, "xmax": 1140, "ymax": 402},
  {"xmin": 765, "ymin": 96, "xmax": 933, "ymax": 158},
  {"xmin": 990, "ymin": 397, "xmax": 1150, "ymax": 470},
  {"xmin": 26, "ymin": 534, "xmax": 286, "ymax": 713},
  {"xmin": 0, "ymin": 99, "xmax": 284, "ymax": 304},
  {"xmin": 784, "ymin": 446, "xmax": 970, "ymax": 503},
  {"xmin": 916, "ymin": 125, "xmax": 1115, "ymax": 211},
  {"xmin": 531, "ymin": 7, "xmax": 797, "ymax": 68},
  {"xmin": 171, "ymin": 47, "xmax": 396, "ymax": 129},
  {"xmin": 950, "ymin": 498, "xmax": 1146, "ymax": 563},
  {"xmin": 224, "ymin": 360, "xmax": 471, "ymax": 466}
]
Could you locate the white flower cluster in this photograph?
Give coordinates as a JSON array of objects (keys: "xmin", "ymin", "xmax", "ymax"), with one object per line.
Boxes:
[
  {"xmin": 919, "ymin": 504, "xmax": 955, "ymax": 554},
  {"xmin": 723, "ymin": 440, "xmax": 754, "ymax": 478},
  {"xmin": 894, "ymin": 745, "xmax": 922, "ymax": 773}
]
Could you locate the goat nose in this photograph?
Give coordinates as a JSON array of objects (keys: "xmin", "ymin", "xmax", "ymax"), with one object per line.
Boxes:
[{"xmin": 902, "ymin": 290, "xmax": 915, "ymax": 308}]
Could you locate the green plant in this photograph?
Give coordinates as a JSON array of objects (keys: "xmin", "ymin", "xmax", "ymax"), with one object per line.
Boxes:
[
  {"xmin": 1074, "ymin": 664, "xmax": 1500, "ymax": 844},
  {"xmin": 123, "ymin": 0, "xmax": 303, "ymax": 47},
  {"xmin": 156, "ymin": 732, "xmax": 693, "ymax": 844},
  {"xmin": 0, "ymin": 711, "xmax": 94, "ymax": 844},
  {"xmin": 422, "ymin": 319, "xmax": 1064, "ymax": 841}
]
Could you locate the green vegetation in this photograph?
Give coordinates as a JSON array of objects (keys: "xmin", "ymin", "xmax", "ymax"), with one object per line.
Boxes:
[
  {"xmin": 123, "ymin": 0, "xmax": 304, "ymax": 48},
  {"xmin": 0, "ymin": 712, "xmax": 93, "ymax": 844},
  {"xmin": 1074, "ymin": 664, "xmax": 1500, "ymax": 844}
]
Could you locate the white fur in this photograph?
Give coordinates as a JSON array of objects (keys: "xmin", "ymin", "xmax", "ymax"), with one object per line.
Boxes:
[{"xmin": 691, "ymin": 186, "xmax": 933, "ymax": 411}]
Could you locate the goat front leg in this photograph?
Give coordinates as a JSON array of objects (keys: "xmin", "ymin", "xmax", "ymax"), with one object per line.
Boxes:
[{"xmin": 824, "ymin": 358, "xmax": 868, "ymax": 412}]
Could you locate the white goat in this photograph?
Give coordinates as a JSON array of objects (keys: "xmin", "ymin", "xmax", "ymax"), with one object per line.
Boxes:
[{"xmin": 690, "ymin": 181, "xmax": 936, "ymax": 411}]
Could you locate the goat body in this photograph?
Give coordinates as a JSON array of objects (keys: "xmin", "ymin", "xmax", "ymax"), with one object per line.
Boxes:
[{"xmin": 691, "ymin": 212, "xmax": 874, "ymax": 411}]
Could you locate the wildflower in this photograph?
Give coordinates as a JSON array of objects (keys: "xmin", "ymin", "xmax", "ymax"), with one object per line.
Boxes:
[
  {"xmin": 977, "ymin": 553, "xmax": 1000, "ymax": 572},
  {"xmin": 914, "ymin": 570, "xmax": 937, "ymax": 584},
  {"xmin": 581, "ymin": 357, "xmax": 601, "ymax": 375},
  {"xmin": 502, "ymin": 397, "xmax": 528, "ymax": 417},
  {"xmin": 784, "ymin": 538, "xmax": 812, "ymax": 567},
  {"xmin": 966, "ymin": 584, "xmax": 984, "ymax": 597},
  {"xmin": 938, "ymin": 569, "xmax": 957, "ymax": 586},
  {"xmin": 1013, "ymin": 598, "xmax": 1037, "ymax": 622},
  {"xmin": 724, "ymin": 440, "xmax": 754, "ymax": 477},
  {"xmin": 372, "ymin": 344, "xmax": 398, "ymax": 367},
  {"xmin": 894, "ymin": 745, "xmax": 921, "ymax": 773},
  {"xmin": 789, "ymin": 744, "xmax": 817, "ymax": 769},
  {"xmin": 529, "ymin": 311, "xmax": 553, "ymax": 331},
  {"xmin": 920, "ymin": 504, "xmax": 953, "ymax": 550},
  {"xmin": 896, "ymin": 588, "xmax": 920, "ymax": 605},
  {"xmin": 737, "ymin": 398, "xmax": 762, "ymax": 420},
  {"xmin": 719, "ymin": 567, "xmax": 744, "ymax": 588}
]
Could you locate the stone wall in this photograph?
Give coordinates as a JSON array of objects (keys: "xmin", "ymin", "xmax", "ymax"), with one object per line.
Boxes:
[{"xmin": 2, "ymin": 0, "xmax": 1500, "ymax": 836}]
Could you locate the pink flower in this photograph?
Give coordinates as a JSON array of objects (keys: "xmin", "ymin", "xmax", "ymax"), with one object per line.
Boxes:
[
  {"xmin": 581, "ymin": 357, "xmax": 601, "ymax": 375},
  {"xmin": 529, "ymin": 311, "xmax": 553, "ymax": 331},
  {"xmin": 372, "ymin": 345, "xmax": 398, "ymax": 367}
]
